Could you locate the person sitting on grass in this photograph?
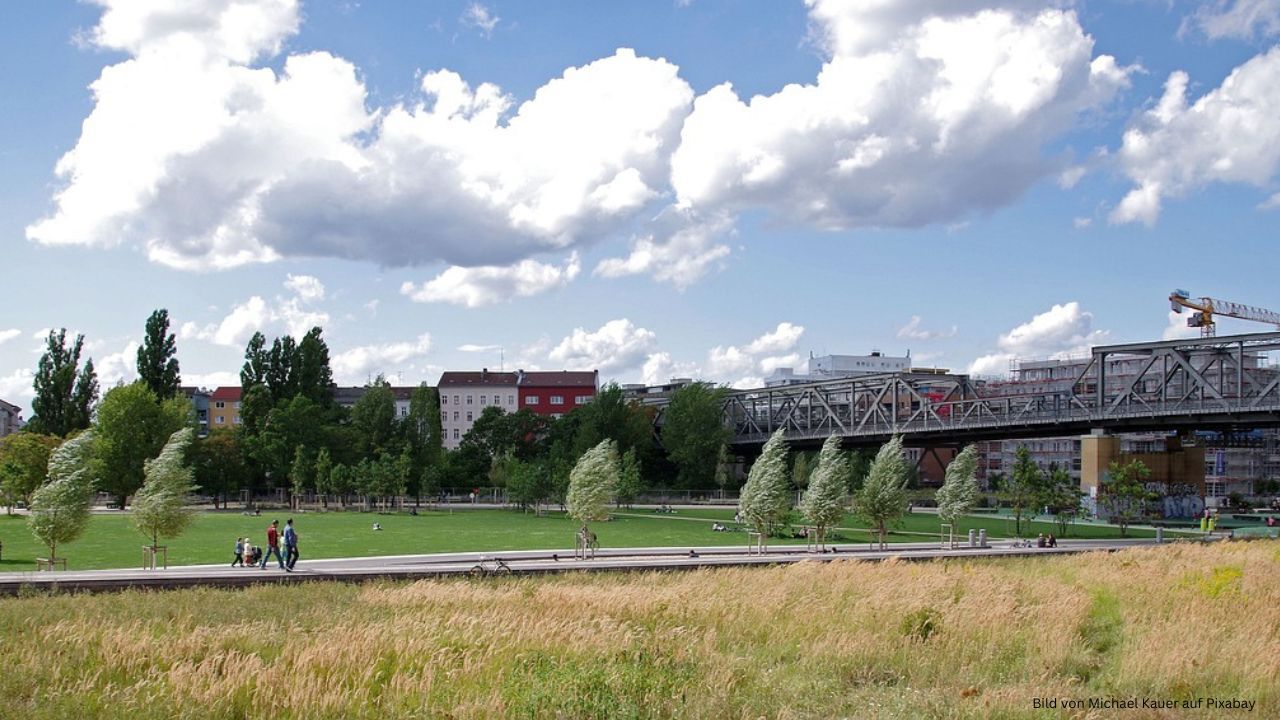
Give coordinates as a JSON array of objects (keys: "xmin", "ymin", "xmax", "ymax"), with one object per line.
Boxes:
[
  {"xmin": 372, "ymin": 522, "xmax": 382, "ymax": 531},
  {"xmin": 1036, "ymin": 533, "xmax": 1046, "ymax": 548}
]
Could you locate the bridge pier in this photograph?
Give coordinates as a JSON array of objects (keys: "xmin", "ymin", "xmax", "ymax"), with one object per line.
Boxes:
[{"xmin": 1081, "ymin": 430, "xmax": 1206, "ymax": 518}]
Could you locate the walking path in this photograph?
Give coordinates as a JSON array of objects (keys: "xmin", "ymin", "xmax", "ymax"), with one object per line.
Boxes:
[{"xmin": 0, "ymin": 537, "xmax": 1173, "ymax": 595}]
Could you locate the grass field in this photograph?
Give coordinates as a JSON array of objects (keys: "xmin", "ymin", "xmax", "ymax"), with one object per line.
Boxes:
[
  {"xmin": 1, "ymin": 541, "xmax": 1274, "ymax": 718},
  {"xmin": 0, "ymin": 506, "xmax": 1184, "ymax": 571}
]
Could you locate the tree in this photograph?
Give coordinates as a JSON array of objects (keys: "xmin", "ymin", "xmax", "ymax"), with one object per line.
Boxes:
[
  {"xmin": 28, "ymin": 329, "xmax": 98, "ymax": 436},
  {"xmin": 136, "ymin": 309, "xmax": 181, "ymax": 400},
  {"xmin": 329, "ymin": 463, "xmax": 355, "ymax": 507},
  {"xmin": 714, "ymin": 444, "xmax": 733, "ymax": 494},
  {"xmin": 1005, "ymin": 446, "xmax": 1044, "ymax": 536},
  {"xmin": 28, "ymin": 431, "xmax": 97, "ymax": 563},
  {"xmin": 616, "ymin": 448, "xmax": 643, "ymax": 509},
  {"xmin": 935, "ymin": 446, "xmax": 979, "ymax": 529},
  {"xmin": 352, "ymin": 379, "xmax": 397, "ymax": 459},
  {"xmin": 661, "ymin": 383, "xmax": 730, "ymax": 489},
  {"xmin": 1042, "ymin": 463, "xmax": 1083, "ymax": 536},
  {"xmin": 290, "ymin": 445, "xmax": 312, "ymax": 509},
  {"xmin": 567, "ymin": 439, "xmax": 619, "ymax": 535},
  {"xmin": 240, "ymin": 333, "xmax": 271, "ymax": 391},
  {"xmin": 508, "ymin": 459, "xmax": 554, "ymax": 514},
  {"xmin": 847, "ymin": 450, "xmax": 871, "ymax": 494},
  {"xmin": 294, "ymin": 327, "xmax": 334, "ymax": 405},
  {"xmin": 93, "ymin": 382, "xmax": 190, "ymax": 507},
  {"xmin": 0, "ymin": 433, "xmax": 61, "ymax": 514},
  {"xmin": 190, "ymin": 429, "xmax": 247, "ymax": 509},
  {"xmin": 739, "ymin": 429, "xmax": 792, "ymax": 550},
  {"xmin": 572, "ymin": 383, "xmax": 653, "ymax": 464},
  {"xmin": 854, "ymin": 436, "xmax": 910, "ymax": 549},
  {"xmin": 798, "ymin": 435, "xmax": 850, "ymax": 549},
  {"xmin": 313, "ymin": 447, "xmax": 333, "ymax": 509},
  {"xmin": 791, "ymin": 451, "xmax": 813, "ymax": 491},
  {"xmin": 267, "ymin": 335, "xmax": 299, "ymax": 400},
  {"xmin": 133, "ymin": 428, "xmax": 197, "ymax": 549},
  {"xmin": 1099, "ymin": 459, "xmax": 1155, "ymax": 537}
]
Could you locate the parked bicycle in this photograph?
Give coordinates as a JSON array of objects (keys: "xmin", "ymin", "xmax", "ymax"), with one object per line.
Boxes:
[{"xmin": 469, "ymin": 556, "xmax": 513, "ymax": 577}]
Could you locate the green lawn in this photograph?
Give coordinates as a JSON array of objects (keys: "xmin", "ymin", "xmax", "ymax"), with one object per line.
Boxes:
[{"xmin": 0, "ymin": 505, "xmax": 1185, "ymax": 571}]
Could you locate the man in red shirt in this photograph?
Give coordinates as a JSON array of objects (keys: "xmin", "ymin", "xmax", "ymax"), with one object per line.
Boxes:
[{"xmin": 260, "ymin": 519, "xmax": 286, "ymax": 570}]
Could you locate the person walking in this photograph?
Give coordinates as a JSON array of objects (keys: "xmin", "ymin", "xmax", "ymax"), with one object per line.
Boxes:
[
  {"xmin": 283, "ymin": 518, "xmax": 299, "ymax": 571},
  {"xmin": 231, "ymin": 537, "xmax": 245, "ymax": 567},
  {"xmin": 260, "ymin": 520, "xmax": 286, "ymax": 570}
]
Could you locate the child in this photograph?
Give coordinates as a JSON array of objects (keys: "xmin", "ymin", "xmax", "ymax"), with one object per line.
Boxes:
[{"xmin": 231, "ymin": 537, "xmax": 245, "ymax": 567}]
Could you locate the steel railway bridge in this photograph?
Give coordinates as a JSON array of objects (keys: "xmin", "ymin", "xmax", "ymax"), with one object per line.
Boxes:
[{"xmin": 652, "ymin": 332, "xmax": 1280, "ymax": 449}]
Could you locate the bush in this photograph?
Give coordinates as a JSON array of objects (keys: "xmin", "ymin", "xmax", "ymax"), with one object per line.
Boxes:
[{"xmin": 900, "ymin": 607, "xmax": 941, "ymax": 642}]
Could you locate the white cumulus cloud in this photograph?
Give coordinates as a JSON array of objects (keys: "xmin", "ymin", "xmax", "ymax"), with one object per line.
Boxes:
[
  {"xmin": 1111, "ymin": 48, "xmax": 1280, "ymax": 225},
  {"xmin": 331, "ymin": 334, "xmax": 433, "ymax": 384},
  {"xmin": 0, "ymin": 329, "xmax": 20, "ymax": 346},
  {"xmin": 548, "ymin": 319, "xmax": 658, "ymax": 374},
  {"xmin": 1183, "ymin": 0, "xmax": 1280, "ymax": 40},
  {"xmin": 968, "ymin": 301, "xmax": 1108, "ymax": 375},
  {"xmin": 400, "ymin": 254, "xmax": 580, "ymax": 308},
  {"xmin": 284, "ymin": 273, "xmax": 325, "ymax": 302}
]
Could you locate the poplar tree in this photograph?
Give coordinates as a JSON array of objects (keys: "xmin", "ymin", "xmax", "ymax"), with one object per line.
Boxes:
[
  {"xmin": 567, "ymin": 439, "xmax": 619, "ymax": 535},
  {"xmin": 28, "ymin": 431, "xmax": 97, "ymax": 564},
  {"xmin": 133, "ymin": 428, "xmax": 198, "ymax": 550},
  {"xmin": 799, "ymin": 435, "xmax": 850, "ymax": 549},
  {"xmin": 855, "ymin": 436, "xmax": 910, "ymax": 550},
  {"xmin": 616, "ymin": 448, "xmax": 643, "ymax": 509},
  {"xmin": 739, "ymin": 429, "xmax": 791, "ymax": 551},
  {"xmin": 28, "ymin": 329, "xmax": 98, "ymax": 437},
  {"xmin": 136, "ymin": 309, "xmax": 181, "ymax": 400},
  {"xmin": 935, "ymin": 445, "xmax": 979, "ymax": 529},
  {"xmin": 313, "ymin": 447, "xmax": 332, "ymax": 509}
]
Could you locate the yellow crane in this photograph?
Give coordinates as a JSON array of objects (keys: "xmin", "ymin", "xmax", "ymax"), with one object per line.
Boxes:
[{"xmin": 1169, "ymin": 289, "xmax": 1280, "ymax": 337}]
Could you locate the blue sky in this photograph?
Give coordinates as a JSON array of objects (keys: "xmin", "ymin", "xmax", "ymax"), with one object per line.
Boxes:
[{"xmin": 2, "ymin": 0, "xmax": 1279, "ymax": 415}]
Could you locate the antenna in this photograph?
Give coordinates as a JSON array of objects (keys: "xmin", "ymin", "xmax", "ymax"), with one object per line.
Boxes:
[{"xmin": 500, "ymin": 347, "xmax": 505, "ymax": 372}]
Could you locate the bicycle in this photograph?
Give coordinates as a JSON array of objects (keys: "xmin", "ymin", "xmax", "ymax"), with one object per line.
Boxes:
[{"xmin": 469, "ymin": 556, "xmax": 513, "ymax": 577}]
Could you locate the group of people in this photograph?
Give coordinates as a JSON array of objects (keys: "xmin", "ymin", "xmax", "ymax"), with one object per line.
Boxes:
[
  {"xmin": 232, "ymin": 519, "xmax": 300, "ymax": 571},
  {"xmin": 1036, "ymin": 533, "xmax": 1058, "ymax": 548}
]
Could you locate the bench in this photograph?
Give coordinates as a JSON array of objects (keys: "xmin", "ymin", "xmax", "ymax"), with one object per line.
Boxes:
[
  {"xmin": 747, "ymin": 531, "xmax": 764, "ymax": 555},
  {"xmin": 35, "ymin": 557, "xmax": 67, "ymax": 572},
  {"xmin": 142, "ymin": 545, "xmax": 168, "ymax": 570}
]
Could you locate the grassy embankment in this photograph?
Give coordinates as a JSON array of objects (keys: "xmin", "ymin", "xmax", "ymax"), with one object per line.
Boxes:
[
  {"xmin": 0, "ymin": 541, "xmax": 1275, "ymax": 718},
  {"xmin": 0, "ymin": 508, "xmax": 1182, "ymax": 571}
]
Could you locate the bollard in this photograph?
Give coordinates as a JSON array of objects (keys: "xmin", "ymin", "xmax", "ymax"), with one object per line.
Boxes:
[
  {"xmin": 1156, "ymin": 527, "xmax": 1164, "ymax": 544},
  {"xmin": 978, "ymin": 529, "xmax": 988, "ymax": 548},
  {"xmin": 968, "ymin": 529, "xmax": 977, "ymax": 548}
]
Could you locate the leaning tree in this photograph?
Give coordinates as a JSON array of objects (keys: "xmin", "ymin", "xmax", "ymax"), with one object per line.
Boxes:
[
  {"xmin": 28, "ymin": 431, "xmax": 97, "ymax": 566},
  {"xmin": 739, "ymin": 429, "xmax": 791, "ymax": 552},
  {"xmin": 855, "ymin": 436, "xmax": 910, "ymax": 550},
  {"xmin": 798, "ymin": 435, "xmax": 850, "ymax": 550},
  {"xmin": 567, "ymin": 439, "xmax": 620, "ymax": 550},
  {"xmin": 133, "ymin": 428, "xmax": 198, "ymax": 553}
]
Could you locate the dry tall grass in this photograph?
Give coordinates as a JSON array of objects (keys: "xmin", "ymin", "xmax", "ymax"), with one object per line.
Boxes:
[{"xmin": 2, "ymin": 542, "xmax": 1277, "ymax": 719}]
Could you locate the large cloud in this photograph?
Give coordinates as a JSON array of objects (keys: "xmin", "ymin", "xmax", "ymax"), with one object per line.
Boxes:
[
  {"xmin": 548, "ymin": 319, "xmax": 657, "ymax": 374},
  {"xmin": 968, "ymin": 301, "xmax": 1108, "ymax": 375},
  {"xmin": 670, "ymin": 1, "xmax": 1131, "ymax": 231},
  {"xmin": 31, "ymin": 0, "xmax": 1137, "ymax": 292},
  {"xmin": 331, "ymin": 334, "xmax": 433, "ymax": 384},
  {"xmin": 1111, "ymin": 48, "xmax": 1280, "ymax": 225},
  {"xmin": 400, "ymin": 254, "xmax": 580, "ymax": 308}
]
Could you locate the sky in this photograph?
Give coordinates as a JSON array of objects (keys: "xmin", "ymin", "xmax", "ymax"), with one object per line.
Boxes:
[{"xmin": 2, "ymin": 0, "xmax": 1279, "ymax": 416}]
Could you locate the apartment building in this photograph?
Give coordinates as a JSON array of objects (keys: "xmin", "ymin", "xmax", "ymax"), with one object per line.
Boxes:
[
  {"xmin": 517, "ymin": 370, "xmax": 598, "ymax": 419},
  {"xmin": 0, "ymin": 398, "xmax": 23, "ymax": 437},
  {"xmin": 208, "ymin": 386, "xmax": 242, "ymax": 429},
  {"xmin": 438, "ymin": 370, "xmax": 519, "ymax": 449},
  {"xmin": 765, "ymin": 352, "xmax": 911, "ymax": 387}
]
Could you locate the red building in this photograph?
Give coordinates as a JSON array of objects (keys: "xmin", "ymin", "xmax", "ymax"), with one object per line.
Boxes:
[{"xmin": 517, "ymin": 370, "xmax": 599, "ymax": 418}]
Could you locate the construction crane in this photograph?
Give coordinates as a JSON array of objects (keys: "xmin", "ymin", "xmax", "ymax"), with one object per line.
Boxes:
[{"xmin": 1169, "ymin": 289, "xmax": 1280, "ymax": 337}]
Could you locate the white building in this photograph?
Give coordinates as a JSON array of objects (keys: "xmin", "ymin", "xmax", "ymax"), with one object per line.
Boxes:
[
  {"xmin": 0, "ymin": 398, "xmax": 23, "ymax": 437},
  {"xmin": 764, "ymin": 352, "xmax": 911, "ymax": 387},
  {"xmin": 437, "ymin": 370, "xmax": 519, "ymax": 449}
]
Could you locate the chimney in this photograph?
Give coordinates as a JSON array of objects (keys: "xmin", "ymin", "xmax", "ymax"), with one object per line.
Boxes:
[
  {"xmin": 517, "ymin": 369, "xmax": 525, "ymax": 384},
  {"xmin": 481, "ymin": 368, "xmax": 487, "ymax": 381}
]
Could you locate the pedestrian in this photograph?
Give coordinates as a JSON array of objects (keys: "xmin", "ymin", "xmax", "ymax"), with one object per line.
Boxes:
[
  {"xmin": 231, "ymin": 537, "xmax": 245, "ymax": 567},
  {"xmin": 260, "ymin": 519, "xmax": 286, "ymax": 569},
  {"xmin": 283, "ymin": 518, "xmax": 299, "ymax": 571}
]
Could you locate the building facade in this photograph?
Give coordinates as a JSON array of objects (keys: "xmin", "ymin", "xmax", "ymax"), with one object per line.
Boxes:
[
  {"xmin": 180, "ymin": 387, "xmax": 211, "ymax": 436},
  {"xmin": 0, "ymin": 398, "xmax": 23, "ymax": 437},
  {"xmin": 517, "ymin": 370, "xmax": 598, "ymax": 419},
  {"xmin": 765, "ymin": 352, "xmax": 911, "ymax": 387},
  {"xmin": 438, "ymin": 370, "xmax": 519, "ymax": 449},
  {"xmin": 208, "ymin": 387, "xmax": 242, "ymax": 430}
]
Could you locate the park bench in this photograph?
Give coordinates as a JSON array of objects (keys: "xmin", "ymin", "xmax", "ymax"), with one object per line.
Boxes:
[
  {"xmin": 142, "ymin": 545, "xmax": 168, "ymax": 570},
  {"xmin": 35, "ymin": 557, "xmax": 67, "ymax": 571}
]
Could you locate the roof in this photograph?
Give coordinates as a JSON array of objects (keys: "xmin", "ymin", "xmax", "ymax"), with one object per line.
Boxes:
[
  {"xmin": 438, "ymin": 371, "xmax": 519, "ymax": 387},
  {"xmin": 518, "ymin": 370, "xmax": 598, "ymax": 388},
  {"xmin": 210, "ymin": 386, "xmax": 242, "ymax": 401},
  {"xmin": 0, "ymin": 398, "xmax": 20, "ymax": 413}
]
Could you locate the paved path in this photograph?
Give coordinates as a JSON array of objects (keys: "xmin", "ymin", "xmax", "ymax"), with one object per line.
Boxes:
[{"xmin": 0, "ymin": 538, "xmax": 1169, "ymax": 595}]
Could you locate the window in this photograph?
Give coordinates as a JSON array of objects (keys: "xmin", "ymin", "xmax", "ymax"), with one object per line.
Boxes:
[
  {"xmin": 551, "ymin": 396, "xmax": 564, "ymax": 405},
  {"xmin": 466, "ymin": 411, "xmax": 473, "ymax": 422},
  {"xmin": 466, "ymin": 395, "xmax": 473, "ymax": 405},
  {"xmin": 442, "ymin": 395, "xmax": 448, "ymax": 405},
  {"xmin": 575, "ymin": 395, "xmax": 589, "ymax": 405},
  {"xmin": 551, "ymin": 413, "xmax": 563, "ymax": 419},
  {"xmin": 215, "ymin": 401, "xmax": 225, "ymax": 409},
  {"xmin": 441, "ymin": 411, "xmax": 447, "ymax": 421},
  {"xmin": 526, "ymin": 396, "xmax": 539, "ymax": 405},
  {"xmin": 216, "ymin": 415, "xmax": 224, "ymax": 424},
  {"xmin": 508, "ymin": 395, "xmax": 515, "ymax": 405},
  {"xmin": 234, "ymin": 402, "xmax": 241, "ymax": 409},
  {"xmin": 453, "ymin": 412, "xmax": 459, "ymax": 421},
  {"xmin": 233, "ymin": 416, "xmax": 241, "ymax": 425},
  {"xmin": 480, "ymin": 395, "xmax": 487, "ymax": 405},
  {"xmin": 452, "ymin": 428, "xmax": 459, "ymax": 440},
  {"xmin": 453, "ymin": 395, "xmax": 459, "ymax": 405}
]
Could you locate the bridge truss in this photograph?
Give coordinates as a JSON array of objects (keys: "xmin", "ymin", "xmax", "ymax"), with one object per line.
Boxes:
[{"xmin": 677, "ymin": 332, "xmax": 1280, "ymax": 447}]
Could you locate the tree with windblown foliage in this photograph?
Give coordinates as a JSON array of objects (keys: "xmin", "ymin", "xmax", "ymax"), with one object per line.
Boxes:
[
  {"xmin": 739, "ymin": 429, "xmax": 791, "ymax": 551},
  {"xmin": 935, "ymin": 445, "xmax": 979, "ymax": 528},
  {"xmin": 133, "ymin": 428, "xmax": 198, "ymax": 550},
  {"xmin": 567, "ymin": 439, "xmax": 619, "ymax": 535},
  {"xmin": 798, "ymin": 435, "xmax": 850, "ymax": 549},
  {"xmin": 28, "ymin": 431, "xmax": 97, "ymax": 564},
  {"xmin": 854, "ymin": 436, "xmax": 910, "ymax": 549}
]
